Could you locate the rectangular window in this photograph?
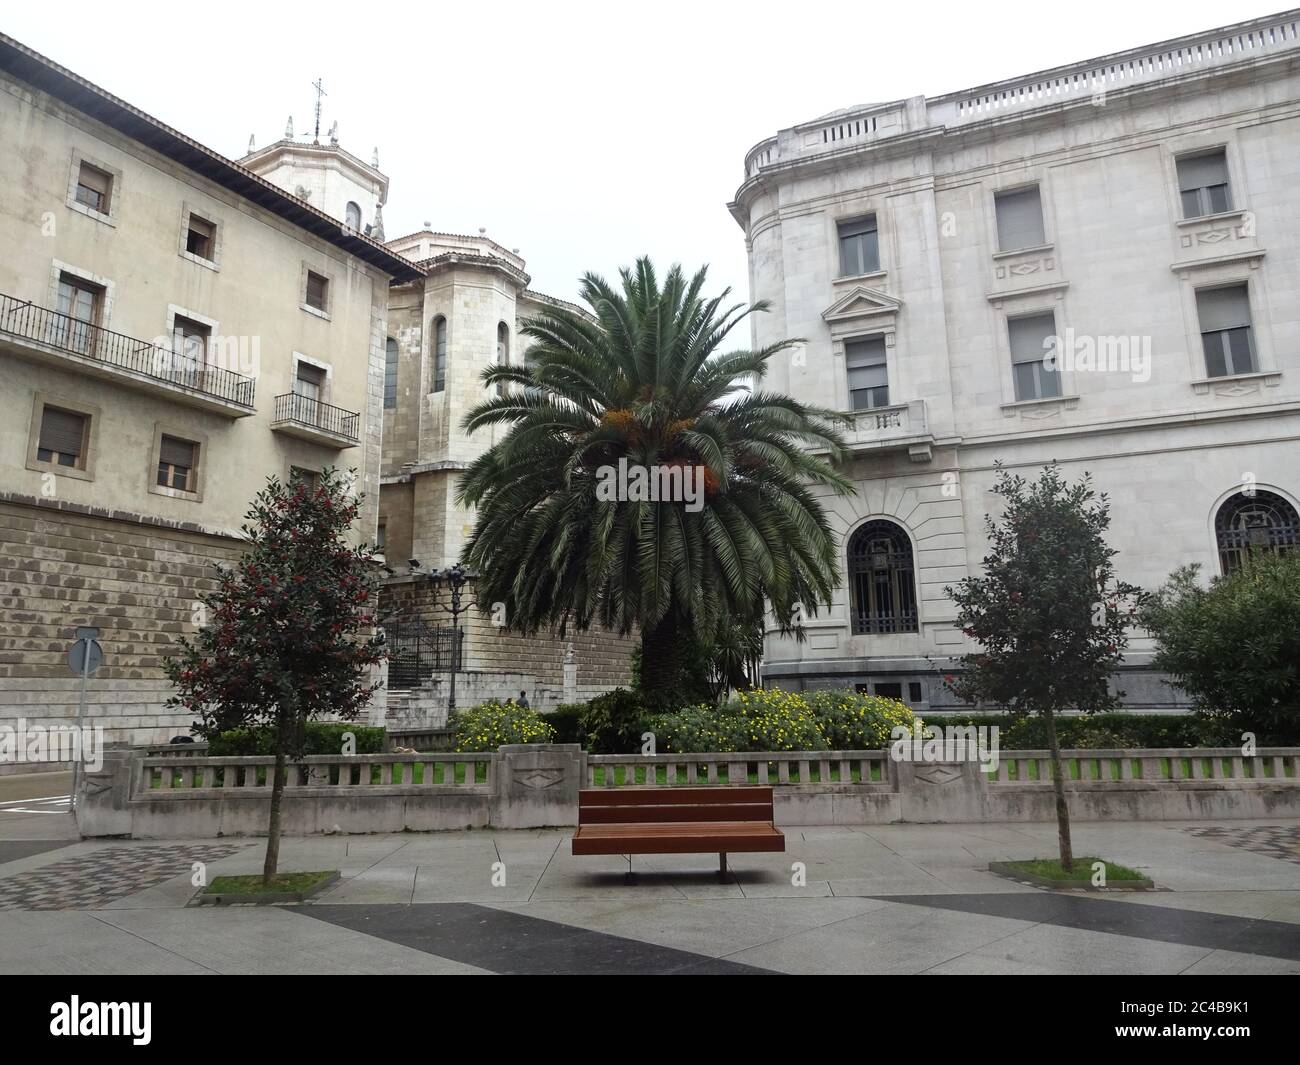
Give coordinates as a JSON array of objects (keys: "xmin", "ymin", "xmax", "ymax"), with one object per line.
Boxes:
[
  {"xmin": 846, "ymin": 336, "xmax": 889, "ymax": 410},
  {"xmin": 291, "ymin": 466, "xmax": 322, "ymax": 491},
  {"xmin": 1177, "ymin": 149, "xmax": 1231, "ymax": 219},
  {"xmin": 172, "ymin": 315, "xmax": 211, "ymax": 365},
  {"xmin": 384, "ymin": 338, "xmax": 399, "ymax": 409},
  {"xmin": 1008, "ymin": 312, "xmax": 1061, "ymax": 401},
  {"xmin": 305, "ymin": 271, "xmax": 329, "ymax": 312},
  {"xmin": 376, "ymin": 523, "xmax": 387, "ymax": 550},
  {"xmin": 54, "ymin": 274, "xmax": 103, "ymax": 354},
  {"xmin": 75, "ymin": 162, "xmax": 113, "ymax": 214},
  {"xmin": 1196, "ymin": 285, "xmax": 1255, "ymax": 378},
  {"xmin": 838, "ymin": 216, "xmax": 879, "ymax": 277},
  {"xmin": 186, "ymin": 215, "xmax": 216, "ymax": 259},
  {"xmin": 37, "ymin": 406, "xmax": 88, "ymax": 469},
  {"xmin": 157, "ymin": 434, "xmax": 197, "ymax": 492},
  {"xmin": 874, "ymin": 682, "xmax": 903, "ymax": 700},
  {"xmin": 433, "ymin": 318, "xmax": 447, "ymax": 393},
  {"xmin": 994, "ymin": 186, "xmax": 1046, "ymax": 251},
  {"xmin": 908, "ymin": 681, "xmax": 923, "ymax": 704}
]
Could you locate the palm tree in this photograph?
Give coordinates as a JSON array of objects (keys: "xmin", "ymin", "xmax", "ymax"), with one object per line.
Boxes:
[{"xmin": 458, "ymin": 258, "xmax": 852, "ymax": 696}]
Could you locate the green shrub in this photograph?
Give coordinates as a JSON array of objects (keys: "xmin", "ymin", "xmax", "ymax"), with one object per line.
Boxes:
[
  {"xmin": 1143, "ymin": 558, "xmax": 1300, "ymax": 745},
  {"xmin": 207, "ymin": 722, "xmax": 384, "ymax": 757},
  {"xmin": 545, "ymin": 703, "xmax": 585, "ymax": 745},
  {"xmin": 646, "ymin": 704, "xmax": 748, "ymax": 753},
  {"xmin": 450, "ymin": 699, "xmax": 555, "ymax": 752},
  {"xmin": 579, "ymin": 688, "xmax": 649, "ymax": 753},
  {"xmin": 920, "ymin": 712, "xmax": 1217, "ymax": 749},
  {"xmin": 805, "ymin": 690, "xmax": 917, "ymax": 749}
]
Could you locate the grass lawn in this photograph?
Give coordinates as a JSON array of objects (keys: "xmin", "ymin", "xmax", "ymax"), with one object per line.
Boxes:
[
  {"xmin": 204, "ymin": 871, "xmax": 336, "ymax": 895},
  {"xmin": 1001, "ymin": 857, "xmax": 1147, "ymax": 881}
]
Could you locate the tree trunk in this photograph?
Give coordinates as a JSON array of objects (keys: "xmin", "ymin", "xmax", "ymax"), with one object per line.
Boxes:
[
  {"xmin": 262, "ymin": 714, "xmax": 291, "ymax": 886},
  {"xmin": 1043, "ymin": 706, "xmax": 1074, "ymax": 872},
  {"xmin": 640, "ymin": 611, "xmax": 682, "ymax": 697}
]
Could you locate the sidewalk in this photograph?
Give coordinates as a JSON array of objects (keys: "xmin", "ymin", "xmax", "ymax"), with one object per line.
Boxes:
[{"xmin": 0, "ymin": 818, "xmax": 1297, "ymax": 974}]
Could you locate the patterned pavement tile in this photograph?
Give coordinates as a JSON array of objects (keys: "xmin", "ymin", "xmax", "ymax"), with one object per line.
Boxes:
[
  {"xmin": 1185, "ymin": 824, "xmax": 1300, "ymax": 866},
  {"xmin": 0, "ymin": 844, "xmax": 247, "ymax": 911}
]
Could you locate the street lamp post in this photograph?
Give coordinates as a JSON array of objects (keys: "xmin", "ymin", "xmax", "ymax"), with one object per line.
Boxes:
[{"xmin": 427, "ymin": 563, "xmax": 472, "ymax": 716}]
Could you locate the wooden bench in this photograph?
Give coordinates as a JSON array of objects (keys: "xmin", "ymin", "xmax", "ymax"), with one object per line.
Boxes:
[{"xmin": 572, "ymin": 786, "xmax": 785, "ymax": 881}]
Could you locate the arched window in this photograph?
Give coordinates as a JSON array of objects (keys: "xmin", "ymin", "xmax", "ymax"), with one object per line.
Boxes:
[
  {"xmin": 848, "ymin": 520, "xmax": 917, "ymax": 634},
  {"xmin": 431, "ymin": 317, "xmax": 447, "ymax": 393},
  {"xmin": 496, "ymin": 322, "xmax": 509, "ymax": 397},
  {"xmin": 384, "ymin": 337, "xmax": 398, "ymax": 409},
  {"xmin": 345, "ymin": 201, "xmax": 362, "ymax": 231},
  {"xmin": 1215, "ymin": 490, "xmax": 1299, "ymax": 574}
]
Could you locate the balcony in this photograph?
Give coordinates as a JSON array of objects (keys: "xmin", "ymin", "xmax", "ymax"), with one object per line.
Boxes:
[
  {"xmin": 0, "ymin": 293, "xmax": 256, "ymax": 415},
  {"xmin": 842, "ymin": 400, "xmax": 934, "ymax": 462},
  {"xmin": 271, "ymin": 392, "xmax": 360, "ymax": 448}
]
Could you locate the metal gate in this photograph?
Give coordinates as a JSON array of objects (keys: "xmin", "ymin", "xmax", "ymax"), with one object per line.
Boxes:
[{"xmin": 385, "ymin": 621, "xmax": 463, "ymax": 689}]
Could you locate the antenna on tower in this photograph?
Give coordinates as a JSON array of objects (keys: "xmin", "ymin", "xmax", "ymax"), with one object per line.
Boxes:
[{"xmin": 311, "ymin": 77, "xmax": 327, "ymax": 143}]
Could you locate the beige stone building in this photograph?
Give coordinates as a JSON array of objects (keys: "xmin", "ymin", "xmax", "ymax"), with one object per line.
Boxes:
[
  {"xmin": 0, "ymin": 33, "xmax": 419, "ymax": 768},
  {"xmin": 731, "ymin": 11, "xmax": 1300, "ymax": 709}
]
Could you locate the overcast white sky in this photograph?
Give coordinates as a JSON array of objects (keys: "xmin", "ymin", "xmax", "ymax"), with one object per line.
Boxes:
[{"xmin": 5, "ymin": 0, "xmax": 1265, "ymax": 304}]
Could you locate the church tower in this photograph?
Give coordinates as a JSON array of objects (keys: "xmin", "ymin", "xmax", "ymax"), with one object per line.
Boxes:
[{"xmin": 239, "ymin": 86, "xmax": 388, "ymax": 238}]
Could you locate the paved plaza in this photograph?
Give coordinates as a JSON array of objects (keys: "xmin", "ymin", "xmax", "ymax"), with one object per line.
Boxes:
[{"xmin": 0, "ymin": 775, "xmax": 1298, "ymax": 975}]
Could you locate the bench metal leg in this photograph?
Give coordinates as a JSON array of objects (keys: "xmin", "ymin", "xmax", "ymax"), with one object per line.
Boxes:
[
  {"xmin": 718, "ymin": 852, "xmax": 728, "ymax": 883},
  {"xmin": 624, "ymin": 854, "xmax": 636, "ymax": 884}
]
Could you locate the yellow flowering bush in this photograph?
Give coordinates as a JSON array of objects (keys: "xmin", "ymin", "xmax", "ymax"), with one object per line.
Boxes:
[
  {"xmin": 729, "ymin": 688, "xmax": 827, "ymax": 751},
  {"xmin": 451, "ymin": 698, "xmax": 555, "ymax": 752},
  {"xmin": 803, "ymin": 690, "xmax": 917, "ymax": 750}
]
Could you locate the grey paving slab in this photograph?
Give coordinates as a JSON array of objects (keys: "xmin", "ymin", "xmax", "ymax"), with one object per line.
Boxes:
[
  {"xmin": 95, "ymin": 906, "xmax": 491, "ymax": 974},
  {"xmin": 722, "ymin": 900, "xmax": 1033, "ymax": 974},
  {"xmin": 944, "ymin": 921, "xmax": 1216, "ymax": 975},
  {"xmin": 0, "ymin": 839, "xmax": 77, "ymax": 865},
  {"xmin": 1178, "ymin": 947, "xmax": 1300, "ymax": 975},
  {"xmin": 489, "ymin": 896, "xmax": 892, "ymax": 957},
  {"xmin": 0, "ymin": 910, "xmax": 214, "ymax": 975}
]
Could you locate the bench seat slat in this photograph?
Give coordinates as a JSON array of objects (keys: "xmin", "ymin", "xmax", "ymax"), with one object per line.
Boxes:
[
  {"xmin": 579, "ymin": 786, "xmax": 773, "ymax": 807},
  {"xmin": 581, "ymin": 803, "xmax": 773, "ymax": 824},
  {"xmin": 572, "ymin": 822, "xmax": 785, "ymax": 856}
]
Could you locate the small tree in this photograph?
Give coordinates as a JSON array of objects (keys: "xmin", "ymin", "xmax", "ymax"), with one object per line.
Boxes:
[
  {"xmin": 1143, "ymin": 555, "xmax": 1300, "ymax": 744},
  {"xmin": 944, "ymin": 463, "xmax": 1142, "ymax": 871},
  {"xmin": 164, "ymin": 470, "xmax": 383, "ymax": 885}
]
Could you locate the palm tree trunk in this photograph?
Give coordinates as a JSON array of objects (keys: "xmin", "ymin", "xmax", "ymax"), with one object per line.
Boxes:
[
  {"xmin": 262, "ymin": 713, "xmax": 291, "ymax": 886},
  {"xmin": 1043, "ymin": 706, "xmax": 1074, "ymax": 872},
  {"xmin": 640, "ymin": 611, "xmax": 682, "ymax": 696}
]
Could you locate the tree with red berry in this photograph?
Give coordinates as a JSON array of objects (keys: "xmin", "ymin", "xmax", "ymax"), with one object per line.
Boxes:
[
  {"xmin": 944, "ymin": 462, "xmax": 1143, "ymax": 871},
  {"xmin": 164, "ymin": 469, "xmax": 384, "ymax": 884}
]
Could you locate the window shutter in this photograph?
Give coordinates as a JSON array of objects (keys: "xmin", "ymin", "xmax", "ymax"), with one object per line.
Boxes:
[
  {"xmin": 1177, "ymin": 151, "xmax": 1228, "ymax": 191},
  {"xmin": 838, "ymin": 217, "xmax": 876, "ymax": 240},
  {"xmin": 995, "ymin": 187, "xmax": 1045, "ymax": 250},
  {"xmin": 1008, "ymin": 314, "xmax": 1055, "ymax": 364},
  {"xmin": 159, "ymin": 435, "xmax": 195, "ymax": 468},
  {"xmin": 1196, "ymin": 286, "xmax": 1250, "ymax": 332},
  {"xmin": 38, "ymin": 408, "xmax": 86, "ymax": 456}
]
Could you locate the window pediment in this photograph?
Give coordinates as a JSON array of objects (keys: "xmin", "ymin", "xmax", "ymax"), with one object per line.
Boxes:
[{"xmin": 822, "ymin": 286, "xmax": 902, "ymax": 328}]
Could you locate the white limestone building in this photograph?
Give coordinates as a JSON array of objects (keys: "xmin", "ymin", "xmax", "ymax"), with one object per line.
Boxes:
[{"xmin": 729, "ymin": 12, "xmax": 1300, "ymax": 709}]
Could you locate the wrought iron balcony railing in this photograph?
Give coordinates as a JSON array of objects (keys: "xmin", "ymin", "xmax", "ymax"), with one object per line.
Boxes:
[
  {"xmin": 0, "ymin": 293, "xmax": 256, "ymax": 409},
  {"xmin": 273, "ymin": 392, "xmax": 360, "ymax": 444}
]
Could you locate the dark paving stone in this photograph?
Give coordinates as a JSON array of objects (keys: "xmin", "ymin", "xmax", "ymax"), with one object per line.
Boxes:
[
  {"xmin": 0, "ymin": 840, "xmax": 76, "ymax": 865},
  {"xmin": 873, "ymin": 892, "xmax": 1300, "ymax": 961},
  {"xmin": 301, "ymin": 903, "xmax": 772, "ymax": 975},
  {"xmin": 0, "ymin": 844, "xmax": 247, "ymax": 911},
  {"xmin": 1185, "ymin": 824, "xmax": 1300, "ymax": 867}
]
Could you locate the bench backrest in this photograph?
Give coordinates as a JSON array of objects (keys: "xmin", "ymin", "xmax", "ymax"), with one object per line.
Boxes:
[{"xmin": 578, "ymin": 786, "xmax": 775, "ymax": 824}]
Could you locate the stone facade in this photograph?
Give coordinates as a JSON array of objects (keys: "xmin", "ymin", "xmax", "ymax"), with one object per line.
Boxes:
[
  {"xmin": 375, "ymin": 234, "xmax": 636, "ymax": 716},
  {"xmin": 730, "ymin": 12, "xmax": 1300, "ymax": 707},
  {"xmin": 0, "ymin": 34, "xmax": 417, "ymax": 769}
]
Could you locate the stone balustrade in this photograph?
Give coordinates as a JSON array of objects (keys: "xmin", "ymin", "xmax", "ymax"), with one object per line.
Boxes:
[{"xmin": 76, "ymin": 744, "xmax": 1300, "ymax": 839}]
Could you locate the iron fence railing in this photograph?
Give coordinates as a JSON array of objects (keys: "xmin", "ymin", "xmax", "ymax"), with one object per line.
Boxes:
[
  {"xmin": 273, "ymin": 392, "xmax": 360, "ymax": 443},
  {"xmin": 385, "ymin": 621, "xmax": 463, "ymax": 688},
  {"xmin": 0, "ymin": 293, "xmax": 256, "ymax": 407}
]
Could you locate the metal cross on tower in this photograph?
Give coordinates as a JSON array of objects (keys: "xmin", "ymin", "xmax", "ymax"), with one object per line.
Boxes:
[{"xmin": 311, "ymin": 78, "xmax": 327, "ymax": 142}]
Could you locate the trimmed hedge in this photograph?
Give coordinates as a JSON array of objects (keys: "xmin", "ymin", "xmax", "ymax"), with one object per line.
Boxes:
[
  {"xmin": 207, "ymin": 722, "xmax": 385, "ymax": 757},
  {"xmin": 921, "ymin": 712, "xmax": 1241, "ymax": 749}
]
